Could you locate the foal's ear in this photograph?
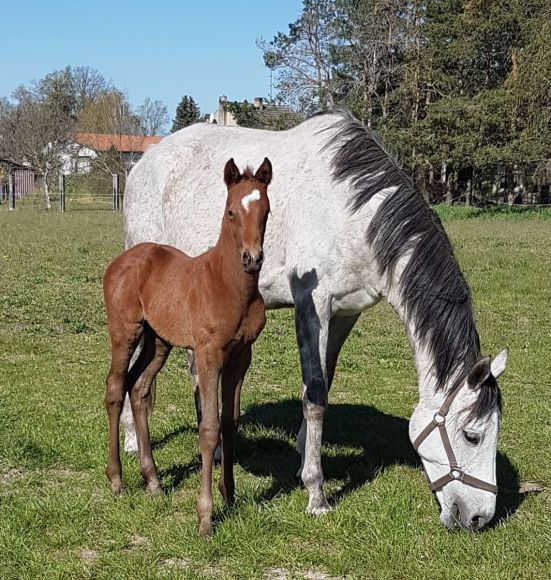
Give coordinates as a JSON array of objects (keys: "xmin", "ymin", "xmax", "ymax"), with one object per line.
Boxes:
[
  {"xmin": 467, "ymin": 356, "xmax": 492, "ymax": 388},
  {"xmin": 255, "ymin": 157, "xmax": 272, "ymax": 185},
  {"xmin": 224, "ymin": 158, "xmax": 241, "ymax": 187}
]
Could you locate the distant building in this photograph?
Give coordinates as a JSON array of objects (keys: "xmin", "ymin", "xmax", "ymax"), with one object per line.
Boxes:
[
  {"xmin": 209, "ymin": 95, "xmax": 296, "ymax": 127},
  {"xmin": 209, "ymin": 95, "xmax": 237, "ymax": 126},
  {"xmin": 61, "ymin": 133, "xmax": 163, "ymax": 174},
  {"xmin": 0, "ymin": 159, "xmax": 35, "ymax": 198}
]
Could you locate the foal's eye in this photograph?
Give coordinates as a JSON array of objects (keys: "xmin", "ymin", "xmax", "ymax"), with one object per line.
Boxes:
[
  {"xmin": 227, "ymin": 209, "xmax": 234, "ymax": 219},
  {"xmin": 463, "ymin": 431, "xmax": 481, "ymax": 445}
]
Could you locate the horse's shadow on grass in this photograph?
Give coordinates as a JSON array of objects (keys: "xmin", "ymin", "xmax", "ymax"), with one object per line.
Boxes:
[
  {"xmin": 236, "ymin": 399, "xmax": 524, "ymax": 527},
  {"xmin": 153, "ymin": 398, "xmax": 524, "ymax": 527}
]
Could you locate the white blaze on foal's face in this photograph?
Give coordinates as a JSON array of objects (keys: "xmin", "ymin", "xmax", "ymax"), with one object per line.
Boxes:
[{"xmin": 241, "ymin": 189, "xmax": 261, "ymax": 213}]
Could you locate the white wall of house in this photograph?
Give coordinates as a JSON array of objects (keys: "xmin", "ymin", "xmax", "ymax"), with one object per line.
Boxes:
[{"xmin": 60, "ymin": 143, "xmax": 97, "ymax": 175}]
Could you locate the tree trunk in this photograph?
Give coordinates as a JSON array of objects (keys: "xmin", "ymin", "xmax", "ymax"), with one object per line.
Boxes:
[
  {"xmin": 43, "ymin": 174, "xmax": 52, "ymax": 210},
  {"xmin": 442, "ymin": 162, "xmax": 451, "ymax": 204}
]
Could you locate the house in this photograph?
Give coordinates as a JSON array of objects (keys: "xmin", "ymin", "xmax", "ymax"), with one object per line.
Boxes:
[
  {"xmin": 209, "ymin": 95, "xmax": 296, "ymax": 127},
  {"xmin": 0, "ymin": 159, "xmax": 35, "ymax": 198},
  {"xmin": 61, "ymin": 133, "xmax": 163, "ymax": 174}
]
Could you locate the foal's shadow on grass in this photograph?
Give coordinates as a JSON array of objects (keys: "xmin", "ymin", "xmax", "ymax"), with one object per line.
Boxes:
[
  {"xmin": 150, "ymin": 425, "xmax": 202, "ymax": 490},
  {"xmin": 236, "ymin": 399, "xmax": 524, "ymax": 526}
]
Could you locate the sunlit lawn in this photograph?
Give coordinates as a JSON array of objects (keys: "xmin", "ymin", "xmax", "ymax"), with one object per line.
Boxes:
[{"xmin": 0, "ymin": 205, "xmax": 550, "ymax": 579}]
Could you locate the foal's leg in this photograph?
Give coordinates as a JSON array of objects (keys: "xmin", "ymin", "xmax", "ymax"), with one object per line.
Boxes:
[
  {"xmin": 189, "ymin": 348, "xmax": 222, "ymax": 463},
  {"xmin": 218, "ymin": 345, "xmax": 252, "ymax": 505},
  {"xmin": 129, "ymin": 331, "xmax": 172, "ymax": 496},
  {"xmin": 296, "ymin": 314, "xmax": 360, "ymax": 478},
  {"xmin": 194, "ymin": 348, "xmax": 223, "ymax": 536},
  {"xmin": 105, "ymin": 323, "xmax": 143, "ymax": 495}
]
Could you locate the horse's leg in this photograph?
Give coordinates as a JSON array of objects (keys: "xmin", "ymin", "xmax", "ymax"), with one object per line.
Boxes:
[
  {"xmin": 188, "ymin": 348, "xmax": 222, "ymax": 463},
  {"xmin": 187, "ymin": 349, "xmax": 202, "ymax": 425},
  {"xmin": 296, "ymin": 314, "xmax": 360, "ymax": 477},
  {"xmin": 218, "ymin": 345, "xmax": 252, "ymax": 505},
  {"xmin": 292, "ymin": 286, "xmax": 332, "ymax": 516},
  {"xmin": 194, "ymin": 348, "xmax": 222, "ymax": 536},
  {"xmin": 105, "ymin": 323, "xmax": 143, "ymax": 495},
  {"xmin": 129, "ymin": 330, "xmax": 172, "ymax": 497},
  {"xmin": 121, "ymin": 336, "xmax": 149, "ymax": 456}
]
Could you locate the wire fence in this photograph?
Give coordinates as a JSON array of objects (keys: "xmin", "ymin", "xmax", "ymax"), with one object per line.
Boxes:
[
  {"xmin": 0, "ymin": 173, "xmax": 123, "ymax": 212},
  {"xmin": 2, "ymin": 176, "xmax": 551, "ymax": 213}
]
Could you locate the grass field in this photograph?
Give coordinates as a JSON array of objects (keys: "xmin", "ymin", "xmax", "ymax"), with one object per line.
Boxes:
[{"xmin": 0, "ymin": 206, "xmax": 550, "ymax": 579}]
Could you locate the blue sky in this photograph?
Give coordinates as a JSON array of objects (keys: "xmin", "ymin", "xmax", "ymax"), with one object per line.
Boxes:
[{"xmin": 1, "ymin": 0, "xmax": 302, "ymax": 122}]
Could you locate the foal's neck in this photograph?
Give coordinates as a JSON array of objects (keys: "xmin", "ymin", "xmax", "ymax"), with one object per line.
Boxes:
[{"xmin": 209, "ymin": 216, "xmax": 259, "ymax": 299}]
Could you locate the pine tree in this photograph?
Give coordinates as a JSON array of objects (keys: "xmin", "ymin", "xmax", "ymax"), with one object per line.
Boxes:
[{"xmin": 171, "ymin": 95, "xmax": 200, "ymax": 133}]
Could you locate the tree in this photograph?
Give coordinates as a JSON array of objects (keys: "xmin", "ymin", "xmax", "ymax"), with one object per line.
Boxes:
[
  {"xmin": 257, "ymin": 0, "xmax": 340, "ymax": 113},
  {"xmin": 171, "ymin": 96, "xmax": 201, "ymax": 132},
  {"xmin": 0, "ymin": 83, "xmax": 74, "ymax": 208},
  {"xmin": 136, "ymin": 98, "xmax": 169, "ymax": 136}
]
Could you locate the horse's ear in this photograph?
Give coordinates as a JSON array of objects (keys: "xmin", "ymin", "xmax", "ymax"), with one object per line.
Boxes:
[
  {"xmin": 490, "ymin": 348, "xmax": 508, "ymax": 379},
  {"xmin": 255, "ymin": 157, "xmax": 272, "ymax": 185},
  {"xmin": 224, "ymin": 158, "xmax": 241, "ymax": 187},
  {"xmin": 467, "ymin": 356, "xmax": 491, "ymax": 389}
]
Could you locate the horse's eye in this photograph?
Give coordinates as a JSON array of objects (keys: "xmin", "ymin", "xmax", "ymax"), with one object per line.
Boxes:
[
  {"xmin": 227, "ymin": 209, "xmax": 234, "ymax": 219},
  {"xmin": 464, "ymin": 431, "xmax": 481, "ymax": 445}
]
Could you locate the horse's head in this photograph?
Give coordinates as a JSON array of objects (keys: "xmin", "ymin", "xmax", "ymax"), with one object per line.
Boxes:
[
  {"xmin": 409, "ymin": 349, "xmax": 508, "ymax": 531},
  {"xmin": 223, "ymin": 157, "xmax": 272, "ymax": 274}
]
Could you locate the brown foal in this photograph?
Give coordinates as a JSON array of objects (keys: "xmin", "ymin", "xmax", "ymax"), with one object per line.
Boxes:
[{"xmin": 103, "ymin": 157, "xmax": 272, "ymax": 536}]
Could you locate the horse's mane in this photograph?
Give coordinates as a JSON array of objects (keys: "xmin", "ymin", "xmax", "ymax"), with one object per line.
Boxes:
[{"xmin": 322, "ymin": 110, "xmax": 500, "ymax": 419}]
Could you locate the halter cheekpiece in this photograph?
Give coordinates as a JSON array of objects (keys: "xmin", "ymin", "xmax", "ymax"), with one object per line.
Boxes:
[{"xmin": 412, "ymin": 384, "xmax": 498, "ymax": 495}]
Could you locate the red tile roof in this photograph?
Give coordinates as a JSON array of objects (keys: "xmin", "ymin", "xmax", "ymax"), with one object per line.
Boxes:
[{"xmin": 74, "ymin": 133, "xmax": 163, "ymax": 153}]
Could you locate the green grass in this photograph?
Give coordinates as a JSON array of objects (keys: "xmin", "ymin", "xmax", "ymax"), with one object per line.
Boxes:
[{"xmin": 0, "ymin": 209, "xmax": 550, "ymax": 579}]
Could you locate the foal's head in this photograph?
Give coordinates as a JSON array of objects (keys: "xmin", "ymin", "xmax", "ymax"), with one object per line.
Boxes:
[{"xmin": 223, "ymin": 157, "xmax": 272, "ymax": 273}]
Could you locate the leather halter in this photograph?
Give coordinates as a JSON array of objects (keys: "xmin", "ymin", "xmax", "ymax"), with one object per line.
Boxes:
[{"xmin": 412, "ymin": 385, "xmax": 498, "ymax": 495}]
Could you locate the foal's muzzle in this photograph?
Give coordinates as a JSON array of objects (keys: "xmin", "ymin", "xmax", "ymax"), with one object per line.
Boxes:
[{"xmin": 242, "ymin": 249, "xmax": 264, "ymax": 273}]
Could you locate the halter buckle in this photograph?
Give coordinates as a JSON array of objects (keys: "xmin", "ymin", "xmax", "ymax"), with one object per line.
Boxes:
[
  {"xmin": 450, "ymin": 469, "xmax": 464, "ymax": 481},
  {"xmin": 433, "ymin": 412, "xmax": 445, "ymax": 425}
]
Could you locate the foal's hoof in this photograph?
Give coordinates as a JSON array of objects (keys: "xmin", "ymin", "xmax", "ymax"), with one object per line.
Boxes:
[
  {"xmin": 148, "ymin": 481, "xmax": 162, "ymax": 497},
  {"xmin": 110, "ymin": 480, "xmax": 123, "ymax": 496},
  {"xmin": 198, "ymin": 520, "xmax": 213, "ymax": 537}
]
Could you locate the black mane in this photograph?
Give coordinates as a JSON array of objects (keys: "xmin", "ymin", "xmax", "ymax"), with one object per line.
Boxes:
[{"xmin": 323, "ymin": 111, "xmax": 500, "ymax": 418}]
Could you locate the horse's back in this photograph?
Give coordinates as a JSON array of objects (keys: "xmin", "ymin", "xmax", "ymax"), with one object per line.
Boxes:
[{"xmin": 122, "ymin": 115, "xmax": 373, "ymax": 311}]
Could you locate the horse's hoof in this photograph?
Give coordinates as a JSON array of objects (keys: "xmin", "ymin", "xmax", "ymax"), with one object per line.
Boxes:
[
  {"xmin": 124, "ymin": 436, "xmax": 139, "ymax": 457},
  {"xmin": 124, "ymin": 445, "xmax": 139, "ymax": 458},
  {"xmin": 307, "ymin": 501, "xmax": 331, "ymax": 516},
  {"xmin": 213, "ymin": 444, "xmax": 222, "ymax": 465},
  {"xmin": 198, "ymin": 520, "xmax": 213, "ymax": 537}
]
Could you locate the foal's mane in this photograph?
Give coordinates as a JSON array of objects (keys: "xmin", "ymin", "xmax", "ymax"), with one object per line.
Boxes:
[{"xmin": 322, "ymin": 110, "xmax": 500, "ymax": 418}]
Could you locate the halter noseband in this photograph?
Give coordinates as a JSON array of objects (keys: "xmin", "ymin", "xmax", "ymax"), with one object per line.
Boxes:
[{"xmin": 412, "ymin": 385, "xmax": 498, "ymax": 495}]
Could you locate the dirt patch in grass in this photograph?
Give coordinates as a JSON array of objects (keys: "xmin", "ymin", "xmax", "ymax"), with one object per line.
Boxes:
[{"xmin": 265, "ymin": 568, "xmax": 336, "ymax": 579}]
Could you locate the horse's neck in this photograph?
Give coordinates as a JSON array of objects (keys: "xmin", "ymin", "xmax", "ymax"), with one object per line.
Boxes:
[{"xmin": 384, "ymin": 263, "xmax": 447, "ymax": 409}]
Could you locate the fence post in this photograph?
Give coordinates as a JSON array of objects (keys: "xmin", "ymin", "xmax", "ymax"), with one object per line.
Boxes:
[
  {"xmin": 112, "ymin": 174, "xmax": 120, "ymax": 211},
  {"xmin": 59, "ymin": 174, "xmax": 65, "ymax": 213},
  {"xmin": 8, "ymin": 172, "xmax": 15, "ymax": 211}
]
